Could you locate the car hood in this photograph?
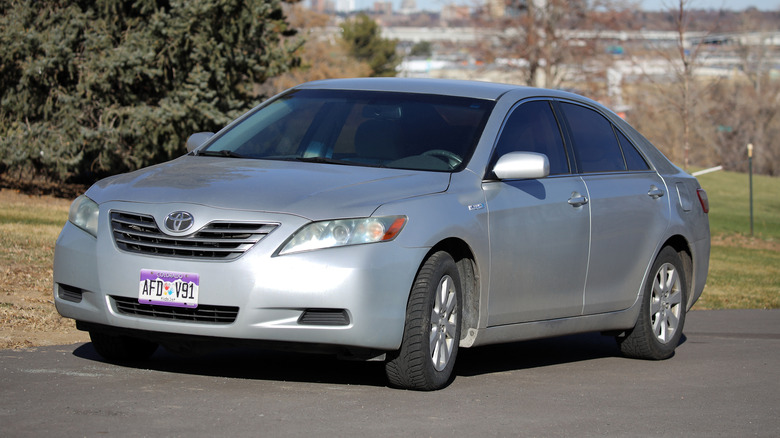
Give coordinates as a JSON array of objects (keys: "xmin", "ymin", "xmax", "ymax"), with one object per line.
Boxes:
[{"xmin": 87, "ymin": 156, "xmax": 451, "ymax": 220}]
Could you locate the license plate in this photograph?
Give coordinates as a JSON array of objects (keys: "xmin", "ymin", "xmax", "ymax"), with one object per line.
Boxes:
[{"xmin": 139, "ymin": 269, "xmax": 199, "ymax": 308}]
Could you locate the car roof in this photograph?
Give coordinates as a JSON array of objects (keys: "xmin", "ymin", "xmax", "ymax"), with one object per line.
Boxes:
[
  {"xmin": 296, "ymin": 77, "xmax": 606, "ymax": 108},
  {"xmin": 295, "ymin": 77, "xmax": 530, "ymax": 101}
]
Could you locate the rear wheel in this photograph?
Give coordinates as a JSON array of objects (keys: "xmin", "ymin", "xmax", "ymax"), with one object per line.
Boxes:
[
  {"xmin": 618, "ymin": 246, "xmax": 687, "ymax": 360},
  {"xmin": 89, "ymin": 331, "xmax": 158, "ymax": 361},
  {"xmin": 385, "ymin": 251, "xmax": 462, "ymax": 390}
]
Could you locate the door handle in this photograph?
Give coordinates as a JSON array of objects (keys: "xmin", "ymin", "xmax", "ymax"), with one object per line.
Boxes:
[
  {"xmin": 648, "ymin": 186, "xmax": 665, "ymax": 199},
  {"xmin": 568, "ymin": 195, "xmax": 589, "ymax": 207}
]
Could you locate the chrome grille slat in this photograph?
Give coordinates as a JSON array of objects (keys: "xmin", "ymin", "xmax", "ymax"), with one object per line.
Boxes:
[
  {"xmin": 110, "ymin": 211, "xmax": 277, "ymax": 260},
  {"xmin": 113, "ymin": 238, "xmax": 250, "ymax": 254},
  {"xmin": 111, "ymin": 216, "xmax": 157, "ymax": 228},
  {"xmin": 113, "ymin": 230, "xmax": 258, "ymax": 246}
]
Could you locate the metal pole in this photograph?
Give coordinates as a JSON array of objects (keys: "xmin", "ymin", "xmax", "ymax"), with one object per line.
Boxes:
[{"xmin": 748, "ymin": 143, "xmax": 754, "ymax": 236}]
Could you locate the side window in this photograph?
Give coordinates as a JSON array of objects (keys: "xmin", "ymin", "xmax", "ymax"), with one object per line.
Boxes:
[
  {"xmin": 560, "ymin": 102, "xmax": 626, "ymax": 173},
  {"xmin": 616, "ymin": 129, "xmax": 650, "ymax": 171},
  {"xmin": 493, "ymin": 100, "xmax": 569, "ymax": 175}
]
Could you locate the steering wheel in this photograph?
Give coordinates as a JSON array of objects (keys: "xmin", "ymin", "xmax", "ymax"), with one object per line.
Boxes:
[{"xmin": 422, "ymin": 149, "xmax": 463, "ymax": 168}]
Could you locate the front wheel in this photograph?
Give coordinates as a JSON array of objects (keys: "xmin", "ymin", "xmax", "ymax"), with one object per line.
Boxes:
[
  {"xmin": 385, "ymin": 251, "xmax": 462, "ymax": 390},
  {"xmin": 617, "ymin": 246, "xmax": 687, "ymax": 360}
]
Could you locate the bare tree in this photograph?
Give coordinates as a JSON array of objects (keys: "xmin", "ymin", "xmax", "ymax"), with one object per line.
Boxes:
[
  {"xmin": 476, "ymin": 0, "xmax": 638, "ymax": 99},
  {"xmin": 673, "ymin": 0, "xmax": 699, "ymax": 169},
  {"xmin": 704, "ymin": 21, "xmax": 780, "ymax": 176},
  {"xmin": 626, "ymin": 0, "xmax": 718, "ymax": 169},
  {"xmin": 477, "ymin": 0, "xmax": 593, "ymax": 88}
]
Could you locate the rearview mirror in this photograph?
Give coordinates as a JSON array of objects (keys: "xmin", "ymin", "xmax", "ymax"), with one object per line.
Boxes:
[
  {"xmin": 186, "ymin": 132, "xmax": 215, "ymax": 153},
  {"xmin": 492, "ymin": 152, "xmax": 550, "ymax": 180}
]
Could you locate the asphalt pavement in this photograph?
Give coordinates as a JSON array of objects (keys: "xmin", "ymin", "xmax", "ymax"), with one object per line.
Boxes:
[{"xmin": 1, "ymin": 309, "xmax": 778, "ymax": 437}]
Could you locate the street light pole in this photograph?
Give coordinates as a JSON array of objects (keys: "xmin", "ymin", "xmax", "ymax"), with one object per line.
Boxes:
[{"xmin": 748, "ymin": 143, "xmax": 754, "ymax": 236}]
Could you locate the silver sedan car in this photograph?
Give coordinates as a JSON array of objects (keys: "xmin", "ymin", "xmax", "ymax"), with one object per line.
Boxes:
[{"xmin": 54, "ymin": 78, "xmax": 710, "ymax": 390}]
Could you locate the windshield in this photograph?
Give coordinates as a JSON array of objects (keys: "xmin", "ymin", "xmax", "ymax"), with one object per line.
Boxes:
[{"xmin": 200, "ymin": 89, "xmax": 495, "ymax": 172}]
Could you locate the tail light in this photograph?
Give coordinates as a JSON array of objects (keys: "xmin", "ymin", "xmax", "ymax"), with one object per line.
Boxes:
[{"xmin": 696, "ymin": 188, "xmax": 709, "ymax": 213}]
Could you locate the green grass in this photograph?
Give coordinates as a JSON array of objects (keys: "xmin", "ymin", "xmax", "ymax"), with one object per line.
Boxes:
[
  {"xmin": 696, "ymin": 169, "xmax": 780, "ymax": 240},
  {"xmin": 693, "ymin": 169, "xmax": 780, "ymax": 309}
]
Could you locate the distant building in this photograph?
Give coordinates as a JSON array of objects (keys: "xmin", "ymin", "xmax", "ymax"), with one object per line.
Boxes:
[
  {"xmin": 488, "ymin": 0, "xmax": 528, "ymax": 18},
  {"xmin": 336, "ymin": 0, "xmax": 356, "ymax": 13},
  {"xmin": 374, "ymin": 1, "xmax": 393, "ymax": 15},
  {"xmin": 441, "ymin": 4, "xmax": 471, "ymax": 22},
  {"xmin": 310, "ymin": 0, "xmax": 335, "ymax": 13}
]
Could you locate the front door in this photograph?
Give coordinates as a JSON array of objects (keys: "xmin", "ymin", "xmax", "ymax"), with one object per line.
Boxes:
[{"xmin": 484, "ymin": 100, "xmax": 590, "ymax": 326}]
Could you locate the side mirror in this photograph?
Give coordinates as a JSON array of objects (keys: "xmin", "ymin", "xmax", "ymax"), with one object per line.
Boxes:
[
  {"xmin": 185, "ymin": 132, "xmax": 215, "ymax": 153},
  {"xmin": 492, "ymin": 152, "xmax": 550, "ymax": 180}
]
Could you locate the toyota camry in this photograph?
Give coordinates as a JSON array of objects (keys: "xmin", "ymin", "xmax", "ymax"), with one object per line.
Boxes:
[{"xmin": 54, "ymin": 78, "xmax": 710, "ymax": 390}]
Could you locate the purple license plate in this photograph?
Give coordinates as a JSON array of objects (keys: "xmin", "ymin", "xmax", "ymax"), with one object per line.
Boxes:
[{"xmin": 138, "ymin": 269, "xmax": 199, "ymax": 308}]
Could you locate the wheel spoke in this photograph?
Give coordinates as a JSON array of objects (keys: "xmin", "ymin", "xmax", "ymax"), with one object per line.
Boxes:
[
  {"xmin": 652, "ymin": 279, "xmax": 664, "ymax": 299},
  {"xmin": 666, "ymin": 310, "xmax": 679, "ymax": 333},
  {"xmin": 667, "ymin": 268, "xmax": 679, "ymax": 292},
  {"xmin": 443, "ymin": 319, "xmax": 457, "ymax": 337},
  {"xmin": 430, "ymin": 326, "xmax": 440, "ymax": 352},
  {"xmin": 444, "ymin": 293, "xmax": 456, "ymax": 317},
  {"xmin": 657, "ymin": 265, "xmax": 669, "ymax": 291},
  {"xmin": 652, "ymin": 312, "xmax": 665, "ymax": 338},
  {"xmin": 440, "ymin": 338, "xmax": 452, "ymax": 364},
  {"xmin": 661, "ymin": 321, "xmax": 670, "ymax": 342},
  {"xmin": 668, "ymin": 289, "xmax": 682, "ymax": 307},
  {"xmin": 650, "ymin": 296, "xmax": 662, "ymax": 315},
  {"xmin": 438, "ymin": 277, "xmax": 450, "ymax": 307}
]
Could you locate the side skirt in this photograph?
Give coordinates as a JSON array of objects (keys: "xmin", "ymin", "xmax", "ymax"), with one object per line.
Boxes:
[{"xmin": 461, "ymin": 301, "xmax": 641, "ymax": 348}]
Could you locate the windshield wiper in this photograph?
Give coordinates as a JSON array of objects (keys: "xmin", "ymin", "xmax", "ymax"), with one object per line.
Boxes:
[
  {"xmin": 293, "ymin": 156, "xmax": 363, "ymax": 166},
  {"xmin": 196, "ymin": 149, "xmax": 247, "ymax": 159}
]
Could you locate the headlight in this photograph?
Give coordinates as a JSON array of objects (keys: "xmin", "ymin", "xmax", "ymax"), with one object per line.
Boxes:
[
  {"xmin": 278, "ymin": 215, "xmax": 406, "ymax": 255},
  {"xmin": 68, "ymin": 195, "xmax": 99, "ymax": 237}
]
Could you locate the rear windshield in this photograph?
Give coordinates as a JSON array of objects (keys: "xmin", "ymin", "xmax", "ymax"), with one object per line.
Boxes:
[{"xmin": 200, "ymin": 89, "xmax": 495, "ymax": 172}]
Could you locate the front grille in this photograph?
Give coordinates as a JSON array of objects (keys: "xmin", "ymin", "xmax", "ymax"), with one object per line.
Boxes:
[
  {"xmin": 298, "ymin": 309, "xmax": 351, "ymax": 326},
  {"xmin": 110, "ymin": 211, "xmax": 278, "ymax": 260},
  {"xmin": 112, "ymin": 296, "xmax": 239, "ymax": 324}
]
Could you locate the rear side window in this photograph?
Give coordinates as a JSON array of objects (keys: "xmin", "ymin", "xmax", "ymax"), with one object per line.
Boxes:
[
  {"xmin": 616, "ymin": 129, "xmax": 650, "ymax": 171},
  {"xmin": 493, "ymin": 100, "xmax": 570, "ymax": 175},
  {"xmin": 560, "ymin": 102, "xmax": 626, "ymax": 173}
]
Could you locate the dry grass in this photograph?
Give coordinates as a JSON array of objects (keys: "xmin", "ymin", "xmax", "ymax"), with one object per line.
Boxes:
[{"xmin": 0, "ymin": 189, "xmax": 89, "ymax": 349}]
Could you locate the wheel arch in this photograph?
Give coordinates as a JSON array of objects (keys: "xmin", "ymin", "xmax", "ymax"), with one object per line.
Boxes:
[{"xmin": 425, "ymin": 238, "xmax": 481, "ymax": 347}]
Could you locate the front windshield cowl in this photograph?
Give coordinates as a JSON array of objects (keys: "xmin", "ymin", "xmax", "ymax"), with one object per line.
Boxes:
[{"xmin": 199, "ymin": 89, "xmax": 495, "ymax": 172}]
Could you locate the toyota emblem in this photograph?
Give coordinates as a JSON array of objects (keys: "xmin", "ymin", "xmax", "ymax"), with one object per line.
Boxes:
[{"xmin": 164, "ymin": 211, "xmax": 194, "ymax": 232}]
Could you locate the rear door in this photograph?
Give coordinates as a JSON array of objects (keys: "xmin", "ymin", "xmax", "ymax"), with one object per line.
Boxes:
[{"xmin": 557, "ymin": 101, "xmax": 671, "ymax": 314}]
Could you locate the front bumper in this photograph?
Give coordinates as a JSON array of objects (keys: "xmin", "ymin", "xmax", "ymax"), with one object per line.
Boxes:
[{"xmin": 53, "ymin": 201, "xmax": 427, "ymax": 351}]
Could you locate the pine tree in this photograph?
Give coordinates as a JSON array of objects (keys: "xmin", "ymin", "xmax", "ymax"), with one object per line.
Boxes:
[
  {"xmin": 339, "ymin": 14, "xmax": 399, "ymax": 78},
  {"xmin": 0, "ymin": 0, "xmax": 300, "ymax": 184}
]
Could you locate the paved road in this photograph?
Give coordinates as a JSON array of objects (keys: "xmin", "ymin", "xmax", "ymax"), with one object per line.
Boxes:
[{"xmin": 2, "ymin": 310, "xmax": 779, "ymax": 437}]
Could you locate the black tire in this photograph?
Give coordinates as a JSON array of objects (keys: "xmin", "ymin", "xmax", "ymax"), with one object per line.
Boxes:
[
  {"xmin": 89, "ymin": 331, "xmax": 158, "ymax": 361},
  {"xmin": 618, "ymin": 246, "xmax": 687, "ymax": 360},
  {"xmin": 385, "ymin": 251, "xmax": 462, "ymax": 391}
]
